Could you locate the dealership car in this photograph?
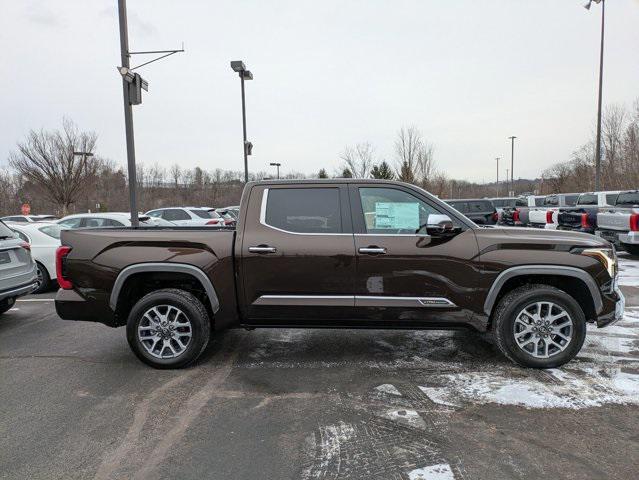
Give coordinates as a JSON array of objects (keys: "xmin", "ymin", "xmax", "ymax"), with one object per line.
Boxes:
[
  {"xmin": 1, "ymin": 214, "xmax": 58, "ymax": 223},
  {"xmin": 0, "ymin": 220, "xmax": 37, "ymax": 315},
  {"xmin": 56, "ymin": 179, "xmax": 624, "ymax": 370},
  {"xmin": 445, "ymin": 199, "xmax": 498, "ymax": 225},
  {"xmin": 7, "ymin": 222, "xmax": 61, "ymax": 293},
  {"xmin": 145, "ymin": 207, "xmax": 224, "ymax": 226},
  {"xmin": 57, "ymin": 213, "xmax": 156, "ymax": 229}
]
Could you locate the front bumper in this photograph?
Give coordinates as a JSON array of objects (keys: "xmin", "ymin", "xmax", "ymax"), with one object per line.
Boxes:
[{"xmin": 596, "ymin": 285, "xmax": 625, "ymax": 328}]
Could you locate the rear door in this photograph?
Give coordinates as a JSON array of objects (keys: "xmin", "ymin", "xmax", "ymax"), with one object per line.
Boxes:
[
  {"xmin": 240, "ymin": 184, "xmax": 357, "ymax": 324},
  {"xmin": 349, "ymin": 184, "xmax": 480, "ymax": 324}
]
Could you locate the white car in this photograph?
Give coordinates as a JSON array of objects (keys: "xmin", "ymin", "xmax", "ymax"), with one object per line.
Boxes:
[
  {"xmin": 57, "ymin": 212, "xmax": 156, "ymax": 229},
  {"xmin": 7, "ymin": 221, "xmax": 61, "ymax": 293},
  {"xmin": 145, "ymin": 207, "xmax": 224, "ymax": 226},
  {"xmin": 1, "ymin": 214, "xmax": 58, "ymax": 223}
]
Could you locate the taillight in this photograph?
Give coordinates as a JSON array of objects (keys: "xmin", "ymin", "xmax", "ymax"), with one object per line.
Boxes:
[
  {"xmin": 581, "ymin": 213, "xmax": 590, "ymax": 228},
  {"xmin": 56, "ymin": 246, "xmax": 73, "ymax": 290},
  {"xmin": 630, "ymin": 213, "xmax": 639, "ymax": 232},
  {"xmin": 20, "ymin": 241, "xmax": 31, "ymax": 252},
  {"xmin": 492, "ymin": 211, "xmax": 498, "ymax": 222},
  {"xmin": 512, "ymin": 209, "xmax": 520, "ymax": 222},
  {"xmin": 206, "ymin": 219, "xmax": 220, "ymax": 225},
  {"xmin": 546, "ymin": 210, "xmax": 554, "ymax": 224}
]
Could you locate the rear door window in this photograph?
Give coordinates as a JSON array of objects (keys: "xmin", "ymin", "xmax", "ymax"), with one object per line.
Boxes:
[
  {"xmin": 264, "ymin": 188, "xmax": 342, "ymax": 234},
  {"xmin": 163, "ymin": 209, "xmax": 191, "ymax": 221}
]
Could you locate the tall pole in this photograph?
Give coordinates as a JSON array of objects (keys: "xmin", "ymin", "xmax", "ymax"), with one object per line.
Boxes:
[
  {"xmin": 276, "ymin": 164, "xmax": 280, "ymax": 179},
  {"xmin": 594, "ymin": 0, "xmax": 605, "ymax": 191},
  {"xmin": 240, "ymin": 75, "xmax": 248, "ymax": 183},
  {"xmin": 508, "ymin": 136, "xmax": 516, "ymax": 195},
  {"xmin": 495, "ymin": 157, "xmax": 500, "ymax": 196},
  {"xmin": 117, "ymin": 0, "xmax": 139, "ymax": 227}
]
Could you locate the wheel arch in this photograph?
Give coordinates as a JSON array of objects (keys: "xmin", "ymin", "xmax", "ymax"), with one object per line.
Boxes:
[
  {"xmin": 110, "ymin": 263, "xmax": 220, "ymax": 315},
  {"xmin": 484, "ymin": 265, "xmax": 602, "ymax": 318}
]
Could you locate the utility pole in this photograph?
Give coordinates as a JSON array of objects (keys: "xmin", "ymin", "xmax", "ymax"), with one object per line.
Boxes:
[
  {"xmin": 585, "ymin": 0, "xmax": 605, "ymax": 191},
  {"xmin": 230, "ymin": 61, "xmax": 253, "ymax": 183},
  {"xmin": 495, "ymin": 157, "xmax": 500, "ymax": 195},
  {"xmin": 506, "ymin": 169, "xmax": 509, "ymax": 196},
  {"xmin": 508, "ymin": 135, "xmax": 516, "ymax": 195},
  {"xmin": 117, "ymin": 0, "xmax": 138, "ymax": 227}
]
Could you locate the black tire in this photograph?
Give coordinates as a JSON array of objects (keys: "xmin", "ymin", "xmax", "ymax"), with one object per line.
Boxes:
[
  {"xmin": 492, "ymin": 284, "xmax": 587, "ymax": 368},
  {"xmin": 622, "ymin": 243, "xmax": 639, "ymax": 256},
  {"xmin": 32, "ymin": 262, "xmax": 51, "ymax": 294},
  {"xmin": 126, "ymin": 288, "xmax": 211, "ymax": 369},
  {"xmin": 0, "ymin": 297, "xmax": 15, "ymax": 316}
]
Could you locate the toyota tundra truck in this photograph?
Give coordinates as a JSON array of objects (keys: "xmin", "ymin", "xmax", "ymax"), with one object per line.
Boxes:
[
  {"xmin": 596, "ymin": 190, "xmax": 639, "ymax": 255},
  {"xmin": 55, "ymin": 180, "xmax": 625, "ymax": 369}
]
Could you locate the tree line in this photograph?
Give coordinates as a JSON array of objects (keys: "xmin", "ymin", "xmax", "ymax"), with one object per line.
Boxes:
[{"xmin": 2, "ymin": 99, "xmax": 637, "ymax": 217}]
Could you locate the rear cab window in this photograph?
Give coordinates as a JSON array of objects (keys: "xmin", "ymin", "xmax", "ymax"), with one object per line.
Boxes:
[
  {"xmin": 615, "ymin": 192, "xmax": 639, "ymax": 206},
  {"xmin": 577, "ymin": 194, "xmax": 597, "ymax": 206},
  {"xmin": 467, "ymin": 201, "xmax": 493, "ymax": 213},
  {"xmin": 264, "ymin": 188, "xmax": 342, "ymax": 234},
  {"xmin": 544, "ymin": 196, "xmax": 558, "ymax": 206},
  {"xmin": 564, "ymin": 195, "xmax": 579, "ymax": 206}
]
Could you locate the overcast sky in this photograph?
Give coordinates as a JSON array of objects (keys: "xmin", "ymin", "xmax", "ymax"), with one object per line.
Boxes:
[{"xmin": 2, "ymin": 0, "xmax": 639, "ymax": 182}]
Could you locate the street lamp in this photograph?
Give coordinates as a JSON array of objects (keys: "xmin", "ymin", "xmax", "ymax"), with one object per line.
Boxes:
[
  {"xmin": 585, "ymin": 0, "xmax": 605, "ymax": 191},
  {"xmin": 508, "ymin": 136, "xmax": 516, "ymax": 195},
  {"xmin": 230, "ymin": 60, "xmax": 253, "ymax": 183},
  {"xmin": 495, "ymin": 157, "xmax": 500, "ymax": 196},
  {"xmin": 269, "ymin": 162, "xmax": 281, "ymax": 179}
]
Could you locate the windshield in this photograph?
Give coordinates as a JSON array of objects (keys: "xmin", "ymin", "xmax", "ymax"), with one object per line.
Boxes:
[
  {"xmin": 0, "ymin": 220, "xmax": 17, "ymax": 239},
  {"xmin": 615, "ymin": 192, "xmax": 639, "ymax": 206}
]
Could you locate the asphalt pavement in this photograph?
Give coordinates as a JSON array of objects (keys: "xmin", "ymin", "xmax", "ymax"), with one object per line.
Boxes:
[{"xmin": 1, "ymin": 267, "xmax": 638, "ymax": 480}]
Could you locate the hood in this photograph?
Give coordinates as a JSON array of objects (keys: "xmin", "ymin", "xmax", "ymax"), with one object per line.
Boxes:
[{"xmin": 474, "ymin": 226, "xmax": 610, "ymax": 249}]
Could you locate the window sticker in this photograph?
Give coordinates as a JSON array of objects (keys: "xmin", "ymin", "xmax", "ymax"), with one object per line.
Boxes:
[{"xmin": 374, "ymin": 202, "xmax": 419, "ymax": 230}]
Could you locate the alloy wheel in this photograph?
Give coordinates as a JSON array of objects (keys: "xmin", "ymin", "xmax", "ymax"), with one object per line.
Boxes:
[
  {"xmin": 513, "ymin": 301, "xmax": 574, "ymax": 359},
  {"xmin": 137, "ymin": 305, "xmax": 193, "ymax": 359}
]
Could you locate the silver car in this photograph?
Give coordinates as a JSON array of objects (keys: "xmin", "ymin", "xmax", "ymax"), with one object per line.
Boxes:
[{"xmin": 0, "ymin": 220, "xmax": 38, "ymax": 315}]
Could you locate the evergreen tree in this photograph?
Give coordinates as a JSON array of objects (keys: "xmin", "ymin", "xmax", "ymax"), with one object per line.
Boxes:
[{"xmin": 370, "ymin": 161, "xmax": 394, "ymax": 179}]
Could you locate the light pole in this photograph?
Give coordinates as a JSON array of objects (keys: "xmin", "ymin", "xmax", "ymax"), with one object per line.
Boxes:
[
  {"xmin": 495, "ymin": 157, "xmax": 500, "ymax": 196},
  {"xmin": 585, "ymin": 0, "xmax": 605, "ymax": 191},
  {"xmin": 230, "ymin": 61, "xmax": 253, "ymax": 183},
  {"xmin": 508, "ymin": 135, "xmax": 516, "ymax": 195},
  {"xmin": 269, "ymin": 162, "xmax": 281, "ymax": 179}
]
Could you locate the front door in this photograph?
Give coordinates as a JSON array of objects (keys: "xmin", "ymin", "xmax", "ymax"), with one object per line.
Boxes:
[
  {"xmin": 349, "ymin": 184, "xmax": 481, "ymax": 325},
  {"xmin": 240, "ymin": 184, "xmax": 357, "ymax": 324}
]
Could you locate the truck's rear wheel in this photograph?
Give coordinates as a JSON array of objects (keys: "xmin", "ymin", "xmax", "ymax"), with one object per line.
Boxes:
[
  {"xmin": 492, "ymin": 284, "xmax": 586, "ymax": 368},
  {"xmin": 126, "ymin": 288, "xmax": 211, "ymax": 369}
]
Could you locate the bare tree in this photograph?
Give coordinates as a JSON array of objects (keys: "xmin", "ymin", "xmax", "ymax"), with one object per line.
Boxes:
[
  {"xmin": 8, "ymin": 118, "xmax": 99, "ymax": 215},
  {"xmin": 394, "ymin": 126, "xmax": 435, "ymax": 184},
  {"xmin": 340, "ymin": 142, "xmax": 374, "ymax": 178}
]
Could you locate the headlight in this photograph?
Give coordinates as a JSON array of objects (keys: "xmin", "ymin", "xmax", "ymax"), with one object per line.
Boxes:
[{"xmin": 581, "ymin": 247, "xmax": 617, "ymax": 279}]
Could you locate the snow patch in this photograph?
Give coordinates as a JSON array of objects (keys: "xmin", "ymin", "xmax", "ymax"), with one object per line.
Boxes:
[
  {"xmin": 408, "ymin": 463, "xmax": 456, "ymax": 480},
  {"xmin": 375, "ymin": 384, "xmax": 402, "ymax": 396},
  {"xmin": 618, "ymin": 257, "xmax": 639, "ymax": 287},
  {"xmin": 418, "ymin": 386, "xmax": 459, "ymax": 407},
  {"xmin": 385, "ymin": 408, "xmax": 427, "ymax": 429}
]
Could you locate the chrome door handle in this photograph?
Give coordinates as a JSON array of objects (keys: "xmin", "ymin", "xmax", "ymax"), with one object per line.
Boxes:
[
  {"xmin": 358, "ymin": 247, "xmax": 387, "ymax": 255},
  {"xmin": 248, "ymin": 246, "xmax": 277, "ymax": 254}
]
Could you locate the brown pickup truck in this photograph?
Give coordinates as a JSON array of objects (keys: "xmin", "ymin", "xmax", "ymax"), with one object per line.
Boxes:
[{"xmin": 55, "ymin": 180, "xmax": 624, "ymax": 369}]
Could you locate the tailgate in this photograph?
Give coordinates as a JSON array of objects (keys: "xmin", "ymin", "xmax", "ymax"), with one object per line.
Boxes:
[
  {"xmin": 557, "ymin": 210, "xmax": 583, "ymax": 228},
  {"xmin": 597, "ymin": 211, "xmax": 632, "ymax": 231},
  {"xmin": 529, "ymin": 209, "xmax": 548, "ymax": 225},
  {"xmin": 0, "ymin": 240, "xmax": 32, "ymax": 280}
]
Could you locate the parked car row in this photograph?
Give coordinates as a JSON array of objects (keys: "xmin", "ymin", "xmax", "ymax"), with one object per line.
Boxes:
[{"xmin": 446, "ymin": 189, "xmax": 639, "ymax": 255}]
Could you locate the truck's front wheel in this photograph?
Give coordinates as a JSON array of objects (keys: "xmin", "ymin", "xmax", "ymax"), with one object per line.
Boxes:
[
  {"xmin": 126, "ymin": 289, "xmax": 211, "ymax": 369},
  {"xmin": 492, "ymin": 284, "xmax": 586, "ymax": 368}
]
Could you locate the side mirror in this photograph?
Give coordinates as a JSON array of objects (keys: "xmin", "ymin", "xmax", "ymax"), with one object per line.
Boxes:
[{"xmin": 426, "ymin": 214, "xmax": 455, "ymax": 235}]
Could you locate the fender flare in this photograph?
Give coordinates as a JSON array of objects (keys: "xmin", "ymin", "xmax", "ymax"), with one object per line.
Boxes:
[
  {"xmin": 483, "ymin": 265, "xmax": 602, "ymax": 316},
  {"xmin": 109, "ymin": 263, "xmax": 220, "ymax": 314}
]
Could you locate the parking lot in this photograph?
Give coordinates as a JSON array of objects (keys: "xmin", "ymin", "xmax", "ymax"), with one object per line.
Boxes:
[{"xmin": 0, "ymin": 256, "xmax": 637, "ymax": 480}]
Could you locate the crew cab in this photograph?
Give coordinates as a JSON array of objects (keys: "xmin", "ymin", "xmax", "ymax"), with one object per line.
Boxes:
[
  {"xmin": 529, "ymin": 193, "xmax": 579, "ymax": 229},
  {"xmin": 556, "ymin": 191, "xmax": 620, "ymax": 234},
  {"xmin": 55, "ymin": 180, "xmax": 624, "ymax": 369},
  {"xmin": 499, "ymin": 196, "xmax": 546, "ymax": 227},
  {"xmin": 596, "ymin": 190, "xmax": 639, "ymax": 255}
]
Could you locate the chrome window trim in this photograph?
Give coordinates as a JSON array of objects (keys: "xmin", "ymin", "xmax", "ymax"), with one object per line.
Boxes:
[
  {"xmin": 259, "ymin": 188, "xmax": 352, "ymax": 237},
  {"xmin": 354, "ymin": 233, "xmax": 431, "ymax": 238},
  {"xmin": 252, "ymin": 294, "xmax": 456, "ymax": 308}
]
